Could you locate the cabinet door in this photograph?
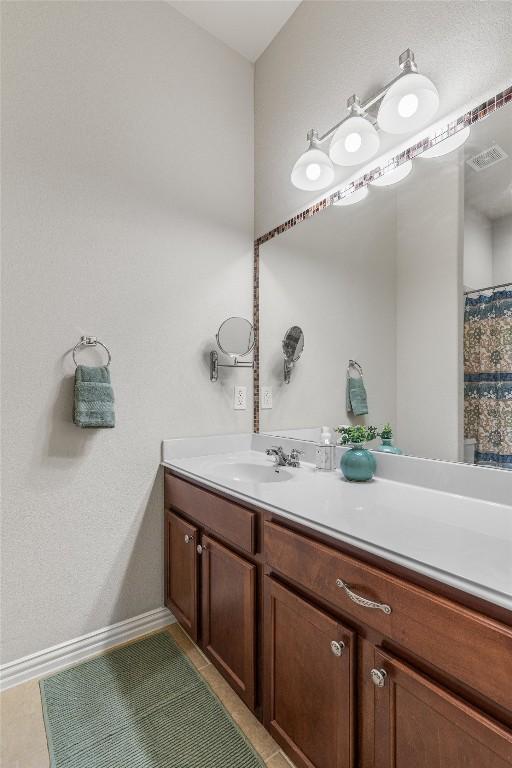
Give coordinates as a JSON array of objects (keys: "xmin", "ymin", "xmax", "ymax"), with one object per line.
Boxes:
[
  {"xmin": 264, "ymin": 577, "xmax": 355, "ymax": 768},
  {"xmin": 201, "ymin": 535, "xmax": 256, "ymax": 709},
  {"xmin": 373, "ymin": 648, "xmax": 512, "ymax": 768},
  {"xmin": 165, "ymin": 510, "xmax": 198, "ymax": 641}
]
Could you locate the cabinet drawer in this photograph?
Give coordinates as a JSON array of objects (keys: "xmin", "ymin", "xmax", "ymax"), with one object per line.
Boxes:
[
  {"xmin": 165, "ymin": 473, "xmax": 256, "ymax": 555},
  {"xmin": 264, "ymin": 521, "xmax": 512, "ymax": 711}
]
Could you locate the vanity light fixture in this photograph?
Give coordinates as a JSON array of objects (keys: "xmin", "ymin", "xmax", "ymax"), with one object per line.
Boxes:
[
  {"xmin": 290, "ymin": 129, "xmax": 335, "ymax": 191},
  {"xmin": 377, "ymin": 50, "xmax": 439, "ymax": 135},
  {"xmin": 420, "ymin": 126, "xmax": 471, "ymax": 158},
  {"xmin": 334, "ymin": 186, "xmax": 369, "ymax": 206},
  {"xmin": 370, "ymin": 159, "xmax": 413, "ymax": 186},
  {"xmin": 329, "ymin": 96, "xmax": 380, "ymax": 167},
  {"xmin": 291, "ymin": 48, "xmax": 439, "ymax": 190}
]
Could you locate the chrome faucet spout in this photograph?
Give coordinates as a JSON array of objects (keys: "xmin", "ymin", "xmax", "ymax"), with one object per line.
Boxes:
[
  {"xmin": 265, "ymin": 446, "xmax": 304, "ymax": 468},
  {"xmin": 265, "ymin": 446, "xmax": 288, "ymax": 466}
]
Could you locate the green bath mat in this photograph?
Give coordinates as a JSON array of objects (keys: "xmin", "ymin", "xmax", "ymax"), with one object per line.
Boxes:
[{"xmin": 39, "ymin": 631, "xmax": 265, "ymax": 768}]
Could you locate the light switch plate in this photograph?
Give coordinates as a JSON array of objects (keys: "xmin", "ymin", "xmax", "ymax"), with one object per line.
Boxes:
[
  {"xmin": 261, "ymin": 386, "xmax": 273, "ymax": 409},
  {"xmin": 234, "ymin": 386, "xmax": 247, "ymax": 410}
]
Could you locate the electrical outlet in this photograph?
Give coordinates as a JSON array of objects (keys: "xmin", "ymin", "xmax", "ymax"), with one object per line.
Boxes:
[
  {"xmin": 234, "ymin": 386, "xmax": 247, "ymax": 410},
  {"xmin": 261, "ymin": 386, "xmax": 273, "ymax": 409}
]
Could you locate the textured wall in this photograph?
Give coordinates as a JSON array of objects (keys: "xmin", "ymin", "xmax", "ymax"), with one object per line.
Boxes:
[
  {"xmin": 255, "ymin": 1, "xmax": 512, "ymax": 236},
  {"xmin": 1, "ymin": 1, "xmax": 254, "ymax": 664},
  {"xmin": 464, "ymin": 207, "xmax": 493, "ymax": 290},
  {"xmin": 259, "ymin": 195, "xmax": 397, "ymax": 435},
  {"xmin": 396, "ymin": 157, "xmax": 463, "ymax": 462},
  {"xmin": 492, "ymin": 214, "xmax": 512, "ymax": 285}
]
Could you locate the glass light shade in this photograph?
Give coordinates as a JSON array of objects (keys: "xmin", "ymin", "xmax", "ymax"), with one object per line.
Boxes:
[
  {"xmin": 420, "ymin": 126, "xmax": 470, "ymax": 158},
  {"xmin": 334, "ymin": 186, "xmax": 369, "ymax": 206},
  {"xmin": 377, "ymin": 72, "xmax": 439, "ymax": 134},
  {"xmin": 370, "ymin": 160, "xmax": 413, "ymax": 187},
  {"xmin": 329, "ymin": 116, "xmax": 380, "ymax": 167},
  {"xmin": 291, "ymin": 146, "xmax": 335, "ymax": 191}
]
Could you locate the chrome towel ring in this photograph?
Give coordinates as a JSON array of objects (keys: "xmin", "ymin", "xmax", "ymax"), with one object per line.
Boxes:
[
  {"xmin": 348, "ymin": 359, "xmax": 363, "ymax": 376},
  {"xmin": 72, "ymin": 336, "xmax": 111, "ymax": 367}
]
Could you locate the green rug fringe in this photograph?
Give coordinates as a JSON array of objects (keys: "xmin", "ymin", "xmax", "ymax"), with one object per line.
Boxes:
[{"xmin": 39, "ymin": 631, "xmax": 265, "ymax": 768}]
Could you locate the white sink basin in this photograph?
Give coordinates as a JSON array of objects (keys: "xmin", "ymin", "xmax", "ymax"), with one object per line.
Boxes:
[{"xmin": 210, "ymin": 462, "xmax": 293, "ymax": 484}]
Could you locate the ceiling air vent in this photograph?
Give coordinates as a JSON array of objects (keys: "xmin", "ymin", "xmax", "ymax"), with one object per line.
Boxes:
[{"xmin": 466, "ymin": 144, "xmax": 508, "ymax": 172}]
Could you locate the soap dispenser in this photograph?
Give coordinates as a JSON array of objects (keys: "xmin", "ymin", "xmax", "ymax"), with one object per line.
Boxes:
[{"xmin": 316, "ymin": 426, "xmax": 336, "ymax": 471}]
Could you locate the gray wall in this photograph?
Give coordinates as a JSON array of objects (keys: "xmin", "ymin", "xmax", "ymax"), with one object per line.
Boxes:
[
  {"xmin": 1, "ymin": 1, "xmax": 254, "ymax": 664},
  {"xmin": 396, "ymin": 157, "xmax": 463, "ymax": 462},
  {"xmin": 259, "ymin": 196, "xmax": 397, "ymax": 435},
  {"xmin": 255, "ymin": 0, "xmax": 512, "ymax": 236}
]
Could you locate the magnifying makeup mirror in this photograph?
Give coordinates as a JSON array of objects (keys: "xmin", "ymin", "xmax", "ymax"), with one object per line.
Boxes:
[
  {"xmin": 217, "ymin": 317, "xmax": 255, "ymax": 358},
  {"xmin": 282, "ymin": 326, "xmax": 304, "ymax": 383},
  {"xmin": 210, "ymin": 317, "xmax": 255, "ymax": 381}
]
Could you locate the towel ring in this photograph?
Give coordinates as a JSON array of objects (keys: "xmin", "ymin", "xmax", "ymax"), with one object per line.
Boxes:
[
  {"xmin": 348, "ymin": 359, "xmax": 363, "ymax": 376},
  {"xmin": 72, "ymin": 336, "xmax": 111, "ymax": 367}
]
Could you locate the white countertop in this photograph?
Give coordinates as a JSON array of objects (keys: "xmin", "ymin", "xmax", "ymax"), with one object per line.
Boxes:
[{"xmin": 162, "ymin": 436, "xmax": 512, "ymax": 612}]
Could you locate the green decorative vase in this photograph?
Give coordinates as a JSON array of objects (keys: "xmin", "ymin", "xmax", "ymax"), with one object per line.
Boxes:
[
  {"xmin": 376, "ymin": 437, "xmax": 402, "ymax": 455},
  {"xmin": 340, "ymin": 443, "xmax": 376, "ymax": 482}
]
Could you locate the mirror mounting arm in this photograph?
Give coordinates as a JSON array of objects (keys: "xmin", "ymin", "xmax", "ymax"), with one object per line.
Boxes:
[
  {"xmin": 284, "ymin": 358, "xmax": 294, "ymax": 384},
  {"xmin": 210, "ymin": 351, "xmax": 254, "ymax": 382}
]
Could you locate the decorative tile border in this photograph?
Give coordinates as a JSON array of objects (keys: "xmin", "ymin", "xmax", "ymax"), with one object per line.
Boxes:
[
  {"xmin": 252, "ymin": 85, "xmax": 512, "ymax": 431},
  {"xmin": 252, "ymin": 241, "xmax": 260, "ymax": 432}
]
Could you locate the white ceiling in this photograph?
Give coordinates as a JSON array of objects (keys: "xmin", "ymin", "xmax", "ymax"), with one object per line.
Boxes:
[{"xmin": 167, "ymin": 1, "xmax": 301, "ymax": 62}]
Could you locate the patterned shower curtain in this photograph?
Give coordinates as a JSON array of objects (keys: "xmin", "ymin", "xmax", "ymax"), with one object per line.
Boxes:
[{"xmin": 464, "ymin": 287, "xmax": 512, "ymax": 468}]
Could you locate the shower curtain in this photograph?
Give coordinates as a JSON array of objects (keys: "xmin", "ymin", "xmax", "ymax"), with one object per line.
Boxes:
[{"xmin": 464, "ymin": 287, "xmax": 512, "ymax": 468}]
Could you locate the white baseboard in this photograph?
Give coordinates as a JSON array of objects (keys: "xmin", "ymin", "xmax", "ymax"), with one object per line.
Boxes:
[{"xmin": 0, "ymin": 606, "xmax": 175, "ymax": 692}]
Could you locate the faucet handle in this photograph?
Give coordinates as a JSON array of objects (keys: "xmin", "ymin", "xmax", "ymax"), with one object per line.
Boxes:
[{"xmin": 289, "ymin": 448, "xmax": 304, "ymax": 467}]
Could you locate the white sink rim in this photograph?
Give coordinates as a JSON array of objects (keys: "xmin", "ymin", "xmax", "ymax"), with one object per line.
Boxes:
[{"xmin": 209, "ymin": 461, "xmax": 294, "ymax": 484}]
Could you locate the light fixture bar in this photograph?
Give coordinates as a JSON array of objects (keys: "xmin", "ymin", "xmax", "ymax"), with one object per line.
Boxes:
[{"xmin": 313, "ymin": 49, "xmax": 421, "ymax": 143}]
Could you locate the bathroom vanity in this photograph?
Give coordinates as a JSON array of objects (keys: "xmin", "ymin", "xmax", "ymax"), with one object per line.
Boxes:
[{"xmin": 162, "ymin": 436, "xmax": 512, "ymax": 768}]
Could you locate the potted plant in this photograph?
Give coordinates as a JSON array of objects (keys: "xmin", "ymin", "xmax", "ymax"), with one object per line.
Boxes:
[
  {"xmin": 376, "ymin": 423, "xmax": 403, "ymax": 455},
  {"xmin": 334, "ymin": 425, "xmax": 378, "ymax": 481}
]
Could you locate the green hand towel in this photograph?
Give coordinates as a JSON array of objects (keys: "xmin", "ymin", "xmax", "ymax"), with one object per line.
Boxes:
[
  {"xmin": 346, "ymin": 375, "xmax": 368, "ymax": 416},
  {"xmin": 74, "ymin": 365, "xmax": 115, "ymax": 428}
]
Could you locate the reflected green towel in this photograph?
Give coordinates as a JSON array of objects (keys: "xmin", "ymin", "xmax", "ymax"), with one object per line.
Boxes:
[
  {"xmin": 346, "ymin": 375, "xmax": 368, "ymax": 416},
  {"xmin": 74, "ymin": 365, "xmax": 115, "ymax": 428}
]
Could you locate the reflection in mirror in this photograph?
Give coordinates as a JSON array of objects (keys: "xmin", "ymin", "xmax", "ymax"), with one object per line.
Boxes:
[
  {"xmin": 217, "ymin": 316, "xmax": 255, "ymax": 357},
  {"xmin": 258, "ymin": 101, "xmax": 512, "ymax": 468},
  {"xmin": 282, "ymin": 326, "xmax": 304, "ymax": 383}
]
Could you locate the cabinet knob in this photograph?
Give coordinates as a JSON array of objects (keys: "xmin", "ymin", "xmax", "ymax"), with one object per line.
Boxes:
[
  {"xmin": 184, "ymin": 534, "xmax": 194, "ymax": 544},
  {"xmin": 330, "ymin": 640, "xmax": 345, "ymax": 657},
  {"xmin": 196, "ymin": 544, "xmax": 207, "ymax": 555},
  {"xmin": 370, "ymin": 668, "xmax": 387, "ymax": 688}
]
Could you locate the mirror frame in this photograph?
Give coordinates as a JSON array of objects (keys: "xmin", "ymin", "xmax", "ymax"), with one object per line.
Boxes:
[{"xmin": 252, "ymin": 85, "xmax": 512, "ymax": 432}]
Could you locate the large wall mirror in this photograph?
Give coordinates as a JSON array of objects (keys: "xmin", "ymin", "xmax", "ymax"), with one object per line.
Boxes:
[{"xmin": 258, "ymin": 99, "xmax": 512, "ymax": 469}]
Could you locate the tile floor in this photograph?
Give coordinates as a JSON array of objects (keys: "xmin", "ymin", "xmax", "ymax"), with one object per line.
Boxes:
[{"xmin": 0, "ymin": 622, "xmax": 297, "ymax": 768}]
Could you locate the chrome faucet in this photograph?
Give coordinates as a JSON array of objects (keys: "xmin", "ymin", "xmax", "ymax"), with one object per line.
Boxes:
[{"xmin": 265, "ymin": 445, "xmax": 304, "ymax": 468}]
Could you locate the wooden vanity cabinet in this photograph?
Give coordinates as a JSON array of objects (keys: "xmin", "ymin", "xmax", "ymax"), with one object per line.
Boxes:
[
  {"xmin": 164, "ymin": 470, "xmax": 512, "ymax": 768},
  {"xmin": 165, "ymin": 509, "xmax": 198, "ymax": 641},
  {"xmin": 264, "ymin": 520, "xmax": 512, "ymax": 768},
  {"xmin": 372, "ymin": 648, "xmax": 512, "ymax": 768},
  {"xmin": 264, "ymin": 577, "xmax": 355, "ymax": 768},
  {"xmin": 164, "ymin": 472, "xmax": 259, "ymax": 711},
  {"xmin": 201, "ymin": 534, "xmax": 257, "ymax": 708}
]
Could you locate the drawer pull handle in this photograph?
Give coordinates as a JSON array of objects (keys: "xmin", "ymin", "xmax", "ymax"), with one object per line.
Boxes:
[
  {"xmin": 370, "ymin": 668, "xmax": 387, "ymax": 688},
  {"xmin": 184, "ymin": 534, "xmax": 194, "ymax": 544},
  {"xmin": 330, "ymin": 640, "xmax": 345, "ymax": 657},
  {"xmin": 336, "ymin": 578, "xmax": 392, "ymax": 614}
]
